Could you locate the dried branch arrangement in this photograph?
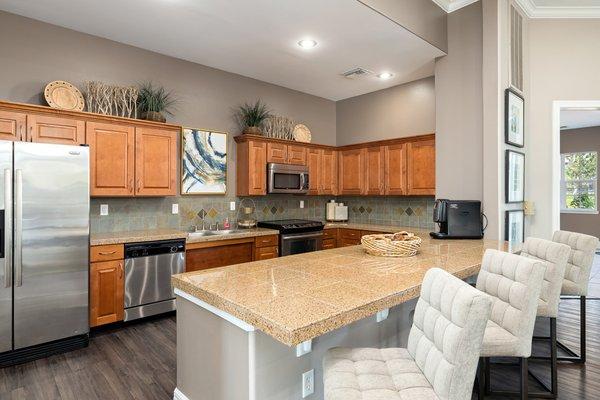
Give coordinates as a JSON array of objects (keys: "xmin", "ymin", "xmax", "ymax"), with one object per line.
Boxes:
[
  {"xmin": 84, "ymin": 81, "xmax": 138, "ymax": 118},
  {"xmin": 263, "ymin": 115, "xmax": 295, "ymax": 140}
]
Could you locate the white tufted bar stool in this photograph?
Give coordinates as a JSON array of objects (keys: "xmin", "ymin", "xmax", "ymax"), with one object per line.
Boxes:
[
  {"xmin": 323, "ymin": 268, "xmax": 492, "ymax": 400},
  {"xmin": 512, "ymin": 237, "xmax": 570, "ymax": 398},
  {"xmin": 475, "ymin": 249, "xmax": 546, "ymax": 400},
  {"xmin": 549, "ymin": 230, "xmax": 599, "ymax": 364}
]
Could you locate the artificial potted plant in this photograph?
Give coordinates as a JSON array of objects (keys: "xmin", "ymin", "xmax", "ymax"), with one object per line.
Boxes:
[
  {"xmin": 137, "ymin": 82, "xmax": 176, "ymax": 123},
  {"xmin": 235, "ymin": 100, "xmax": 272, "ymax": 135}
]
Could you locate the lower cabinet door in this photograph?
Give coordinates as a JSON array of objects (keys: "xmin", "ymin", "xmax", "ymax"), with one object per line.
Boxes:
[
  {"xmin": 323, "ymin": 238, "xmax": 336, "ymax": 249},
  {"xmin": 186, "ymin": 242, "xmax": 254, "ymax": 272},
  {"xmin": 255, "ymin": 246, "xmax": 278, "ymax": 260},
  {"xmin": 90, "ymin": 260, "xmax": 124, "ymax": 327}
]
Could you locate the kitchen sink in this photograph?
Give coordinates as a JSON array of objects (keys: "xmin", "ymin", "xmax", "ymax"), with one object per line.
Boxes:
[{"xmin": 188, "ymin": 229, "xmax": 244, "ymax": 239}]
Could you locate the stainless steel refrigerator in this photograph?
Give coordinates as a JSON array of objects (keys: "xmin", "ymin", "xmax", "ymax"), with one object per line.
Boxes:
[{"xmin": 0, "ymin": 141, "xmax": 89, "ymax": 365}]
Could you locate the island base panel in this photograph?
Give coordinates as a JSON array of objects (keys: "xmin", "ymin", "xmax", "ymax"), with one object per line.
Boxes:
[{"xmin": 175, "ymin": 294, "xmax": 417, "ymax": 400}]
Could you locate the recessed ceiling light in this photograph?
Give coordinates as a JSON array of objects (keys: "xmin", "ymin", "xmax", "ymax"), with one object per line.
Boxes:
[
  {"xmin": 297, "ymin": 39, "xmax": 318, "ymax": 49},
  {"xmin": 377, "ymin": 72, "xmax": 394, "ymax": 80}
]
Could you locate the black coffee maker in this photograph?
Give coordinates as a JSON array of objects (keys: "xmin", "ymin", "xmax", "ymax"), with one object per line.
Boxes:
[{"xmin": 430, "ymin": 199, "xmax": 484, "ymax": 239}]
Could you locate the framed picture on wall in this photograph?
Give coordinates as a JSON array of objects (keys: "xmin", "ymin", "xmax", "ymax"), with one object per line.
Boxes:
[
  {"xmin": 505, "ymin": 209, "xmax": 524, "ymax": 243},
  {"xmin": 181, "ymin": 127, "xmax": 228, "ymax": 195},
  {"xmin": 505, "ymin": 88, "xmax": 525, "ymax": 147},
  {"xmin": 505, "ymin": 149, "xmax": 525, "ymax": 203}
]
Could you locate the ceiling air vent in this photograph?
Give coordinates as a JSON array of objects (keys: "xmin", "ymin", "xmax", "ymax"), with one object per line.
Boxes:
[{"xmin": 341, "ymin": 67, "xmax": 373, "ymax": 79}]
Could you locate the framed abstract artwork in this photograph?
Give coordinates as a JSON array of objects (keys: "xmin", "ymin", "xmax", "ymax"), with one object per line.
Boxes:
[
  {"xmin": 181, "ymin": 128, "xmax": 227, "ymax": 195},
  {"xmin": 505, "ymin": 88, "xmax": 525, "ymax": 147},
  {"xmin": 505, "ymin": 209, "xmax": 524, "ymax": 243},
  {"xmin": 505, "ymin": 149, "xmax": 525, "ymax": 203}
]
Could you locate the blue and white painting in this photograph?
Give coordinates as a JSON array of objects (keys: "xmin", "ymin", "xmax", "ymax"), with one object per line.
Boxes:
[{"xmin": 181, "ymin": 128, "xmax": 227, "ymax": 194}]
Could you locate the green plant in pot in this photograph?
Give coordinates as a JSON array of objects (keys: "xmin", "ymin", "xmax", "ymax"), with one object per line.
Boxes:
[
  {"xmin": 137, "ymin": 82, "xmax": 177, "ymax": 123},
  {"xmin": 235, "ymin": 100, "xmax": 272, "ymax": 135}
]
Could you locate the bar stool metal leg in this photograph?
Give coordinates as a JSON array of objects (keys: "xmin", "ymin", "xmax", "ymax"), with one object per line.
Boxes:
[
  {"xmin": 556, "ymin": 296, "xmax": 586, "ymax": 363},
  {"xmin": 520, "ymin": 357, "xmax": 528, "ymax": 400}
]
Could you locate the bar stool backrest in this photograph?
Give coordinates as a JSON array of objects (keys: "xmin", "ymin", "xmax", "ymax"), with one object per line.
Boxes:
[
  {"xmin": 476, "ymin": 249, "xmax": 545, "ymax": 357},
  {"xmin": 552, "ymin": 230, "xmax": 599, "ymax": 296},
  {"xmin": 520, "ymin": 237, "xmax": 570, "ymax": 317},
  {"xmin": 408, "ymin": 268, "xmax": 492, "ymax": 400}
]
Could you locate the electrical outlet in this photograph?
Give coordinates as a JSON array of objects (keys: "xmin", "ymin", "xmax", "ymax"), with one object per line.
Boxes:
[
  {"xmin": 100, "ymin": 204, "xmax": 109, "ymax": 216},
  {"xmin": 302, "ymin": 369, "xmax": 314, "ymax": 398},
  {"xmin": 172, "ymin": 204, "xmax": 179, "ymax": 214},
  {"xmin": 230, "ymin": 201, "xmax": 236, "ymax": 211},
  {"xmin": 300, "ymin": 200, "xmax": 305, "ymax": 209}
]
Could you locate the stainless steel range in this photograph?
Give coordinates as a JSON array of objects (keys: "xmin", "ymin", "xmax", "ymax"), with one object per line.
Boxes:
[{"xmin": 257, "ymin": 219, "xmax": 324, "ymax": 256}]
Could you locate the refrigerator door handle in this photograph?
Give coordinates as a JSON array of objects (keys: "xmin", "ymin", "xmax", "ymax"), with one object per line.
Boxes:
[
  {"xmin": 15, "ymin": 169, "xmax": 22, "ymax": 287},
  {"xmin": 3, "ymin": 168, "xmax": 11, "ymax": 288}
]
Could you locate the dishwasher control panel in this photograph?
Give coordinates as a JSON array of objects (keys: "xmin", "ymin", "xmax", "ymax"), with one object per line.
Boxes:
[{"xmin": 125, "ymin": 239, "xmax": 185, "ymax": 258}]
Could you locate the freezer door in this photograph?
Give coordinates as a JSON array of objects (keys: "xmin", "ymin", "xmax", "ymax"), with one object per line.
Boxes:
[
  {"xmin": 13, "ymin": 142, "xmax": 89, "ymax": 349},
  {"xmin": 0, "ymin": 141, "xmax": 12, "ymax": 353}
]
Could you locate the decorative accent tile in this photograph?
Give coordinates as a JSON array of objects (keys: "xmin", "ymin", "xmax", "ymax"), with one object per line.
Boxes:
[
  {"xmin": 197, "ymin": 209, "xmax": 207, "ymax": 219},
  {"xmin": 263, "ymin": 206, "xmax": 270, "ymax": 215},
  {"xmin": 278, "ymin": 206, "xmax": 284, "ymax": 214},
  {"xmin": 271, "ymin": 206, "xmax": 278, "ymax": 214},
  {"xmin": 352, "ymin": 206, "xmax": 358, "ymax": 213},
  {"xmin": 359, "ymin": 206, "xmax": 365, "ymax": 214},
  {"xmin": 397, "ymin": 207, "xmax": 405, "ymax": 215},
  {"xmin": 405, "ymin": 207, "xmax": 414, "ymax": 216},
  {"xmin": 208, "ymin": 208, "xmax": 218, "ymax": 218},
  {"xmin": 415, "ymin": 207, "xmax": 423, "ymax": 216},
  {"xmin": 366, "ymin": 207, "xmax": 373, "ymax": 214}
]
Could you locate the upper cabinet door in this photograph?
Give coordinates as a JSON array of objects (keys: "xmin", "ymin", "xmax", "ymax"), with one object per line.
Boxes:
[
  {"xmin": 135, "ymin": 127, "xmax": 178, "ymax": 196},
  {"xmin": 248, "ymin": 140, "xmax": 267, "ymax": 195},
  {"xmin": 287, "ymin": 144, "xmax": 307, "ymax": 165},
  {"xmin": 87, "ymin": 122, "xmax": 135, "ymax": 197},
  {"xmin": 307, "ymin": 148, "xmax": 321, "ymax": 195},
  {"xmin": 267, "ymin": 143, "xmax": 287, "ymax": 164},
  {"xmin": 385, "ymin": 144, "xmax": 406, "ymax": 195},
  {"xmin": 319, "ymin": 149, "xmax": 337, "ymax": 195},
  {"xmin": 338, "ymin": 148, "xmax": 365, "ymax": 195},
  {"xmin": 27, "ymin": 114, "xmax": 85, "ymax": 145},
  {"xmin": 406, "ymin": 139, "xmax": 435, "ymax": 195},
  {"xmin": 365, "ymin": 146, "xmax": 385, "ymax": 195},
  {"xmin": 0, "ymin": 110, "xmax": 26, "ymax": 141}
]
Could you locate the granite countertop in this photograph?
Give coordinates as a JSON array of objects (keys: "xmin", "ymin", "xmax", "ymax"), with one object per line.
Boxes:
[
  {"xmin": 324, "ymin": 222, "xmax": 415, "ymax": 232},
  {"xmin": 90, "ymin": 227, "xmax": 279, "ymax": 246},
  {"xmin": 91, "ymin": 229, "xmax": 189, "ymax": 246},
  {"xmin": 172, "ymin": 228, "xmax": 509, "ymax": 346}
]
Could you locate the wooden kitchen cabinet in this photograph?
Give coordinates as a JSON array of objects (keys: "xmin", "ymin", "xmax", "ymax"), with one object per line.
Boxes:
[
  {"xmin": 320, "ymin": 149, "xmax": 337, "ymax": 195},
  {"xmin": 87, "ymin": 122, "xmax": 135, "ymax": 196},
  {"xmin": 287, "ymin": 144, "xmax": 307, "ymax": 165},
  {"xmin": 267, "ymin": 142, "xmax": 287, "ymax": 164},
  {"xmin": 307, "ymin": 148, "xmax": 321, "ymax": 195},
  {"xmin": 384, "ymin": 143, "xmax": 406, "ymax": 195},
  {"xmin": 0, "ymin": 110, "xmax": 26, "ymax": 141},
  {"xmin": 89, "ymin": 244, "xmax": 125, "ymax": 328},
  {"xmin": 365, "ymin": 146, "xmax": 385, "ymax": 195},
  {"xmin": 27, "ymin": 114, "xmax": 85, "ymax": 145},
  {"xmin": 237, "ymin": 139, "xmax": 267, "ymax": 196},
  {"xmin": 135, "ymin": 127, "xmax": 178, "ymax": 196},
  {"xmin": 338, "ymin": 148, "xmax": 365, "ymax": 195},
  {"xmin": 267, "ymin": 142, "xmax": 306, "ymax": 165},
  {"xmin": 406, "ymin": 139, "xmax": 435, "ymax": 195}
]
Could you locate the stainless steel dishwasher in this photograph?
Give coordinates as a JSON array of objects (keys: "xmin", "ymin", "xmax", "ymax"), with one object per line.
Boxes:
[{"xmin": 124, "ymin": 239, "xmax": 185, "ymax": 321}]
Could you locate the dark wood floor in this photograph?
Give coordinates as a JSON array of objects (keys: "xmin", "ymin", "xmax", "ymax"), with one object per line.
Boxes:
[{"xmin": 0, "ymin": 301, "xmax": 598, "ymax": 399}]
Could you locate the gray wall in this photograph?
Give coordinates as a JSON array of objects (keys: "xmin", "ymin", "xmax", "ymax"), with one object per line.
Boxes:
[
  {"xmin": 434, "ymin": 2, "xmax": 483, "ymax": 201},
  {"xmin": 0, "ymin": 11, "xmax": 336, "ymax": 145},
  {"xmin": 560, "ymin": 126, "xmax": 600, "ymax": 239},
  {"xmin": 527, "ymin": 19, "xmax": 600, "ymax": 239},
  {"xmin": 335, "ymin": 77, "xmax": 435, "ymax": 145}
]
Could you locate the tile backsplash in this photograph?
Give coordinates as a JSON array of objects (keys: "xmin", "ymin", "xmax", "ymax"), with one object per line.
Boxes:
[{"xmin": 90, "ymin": 195, "xmax": 435, "ymax": 233}]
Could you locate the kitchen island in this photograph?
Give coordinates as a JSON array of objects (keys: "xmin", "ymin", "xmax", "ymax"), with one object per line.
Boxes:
[{"xmin": 171, "ymin": 230, "xmax": 509, "ymax": 400}]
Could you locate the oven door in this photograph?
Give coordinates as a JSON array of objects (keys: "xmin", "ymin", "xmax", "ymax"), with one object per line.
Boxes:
[
  {"xmin": 280, "ymin": 232, "xmax": 323, "ymax": 256},
  {"xmin": 267, "ymin": 163, "xmax": 309, "ymax": 194}
]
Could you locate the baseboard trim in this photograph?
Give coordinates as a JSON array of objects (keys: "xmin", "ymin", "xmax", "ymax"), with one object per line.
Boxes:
[{"xmin": 173, "ymin": 388, "xmax": 190, "ymax": 400}]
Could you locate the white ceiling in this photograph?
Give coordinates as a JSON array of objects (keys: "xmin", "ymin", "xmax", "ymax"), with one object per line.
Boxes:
[
  {"xmin": 0, "ymin": 0, "xmax": 445, "ymax": 101},
  {"xmin": 561, "ymin": 109, "xmax": 600, "ymax": 130}
]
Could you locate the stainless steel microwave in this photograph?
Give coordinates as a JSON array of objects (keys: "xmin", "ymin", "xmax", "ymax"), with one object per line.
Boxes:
[{"xmin": 267, "ymin": 163, "xmax": 309, "ymax": 194}]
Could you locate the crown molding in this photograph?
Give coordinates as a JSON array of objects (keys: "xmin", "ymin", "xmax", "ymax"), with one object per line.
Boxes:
[
  {"xmin": 513, "ymin": 0, "xmax": 600, "ymax": 18},
  {"xmin": 432, "ymin": 0, "xmax": 479, "ymax": 13}
]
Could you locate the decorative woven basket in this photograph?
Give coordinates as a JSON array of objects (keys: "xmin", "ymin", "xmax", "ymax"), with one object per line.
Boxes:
[{"xmin": 361, "ymin": 231, "xmax": 422, "ymax": 257}]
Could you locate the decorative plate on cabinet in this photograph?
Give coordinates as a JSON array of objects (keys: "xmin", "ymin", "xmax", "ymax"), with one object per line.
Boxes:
[
  {"xmin": 44, "ymin": 81, "xmax": 85, "ymax": 111},
  {"xmin": 292, "ymin": 124, "xmax": 311, "ymax": 143}
]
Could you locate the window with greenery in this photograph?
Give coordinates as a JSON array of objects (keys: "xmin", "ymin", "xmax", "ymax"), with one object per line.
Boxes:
[{"xmin": 561, "ymin": 152, "xmax": 598, "ymax": 212}]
